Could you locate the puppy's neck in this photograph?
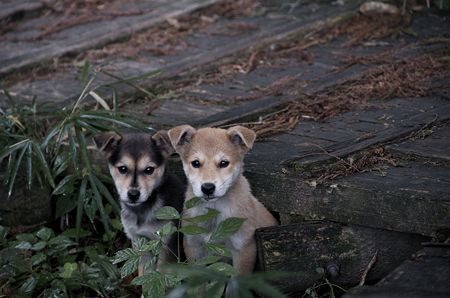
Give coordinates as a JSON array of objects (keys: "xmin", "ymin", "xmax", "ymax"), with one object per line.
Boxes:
[{"xmin": 226, "ymin": 174, "xmax": 250, "ymax": 200}]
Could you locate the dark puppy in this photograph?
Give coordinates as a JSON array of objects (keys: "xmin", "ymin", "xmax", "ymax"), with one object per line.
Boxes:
[{"xmin": 94, "ymin": 131, "xmax": 185, "ymax": 267}]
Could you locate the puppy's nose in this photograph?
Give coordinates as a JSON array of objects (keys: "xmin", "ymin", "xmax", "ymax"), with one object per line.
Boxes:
[
  {"xmin": 127, "ymin": 189, "xmax": 140, "ymax": 202},
  {"xmin": 201, "ymin": 183, "xmax": 215, "ymax": 196}
]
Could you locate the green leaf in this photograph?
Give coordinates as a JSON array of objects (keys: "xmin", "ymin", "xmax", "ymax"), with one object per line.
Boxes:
[
  {"xmin": 185, "ymin": 197, "xmax": 201, "ymax": 209},
  {"xmin": 184, "ymin": 208, "xmax": 219, "ymax": 224},
  {"xmin": 112, "ymin": 248, "xmax": 138, "ymax": 264},
  {"xmin": 120, "ymin": 256, "xmax": 139, "ymax": 278},
  {"xmin": 205, "ymin": 281, "xmax": 226, "ymax": 298},
  {"xmin": 36, "ymin": 227, "xmax": 53, "ymax": 241},
  {"xmin": 31, "ymin": 253, "xmax": 46, "ymax": 266},
  {"xmin": 60, "ymin": 262, "xmax": 78, "ymax": 279},
  {"xmin": 80, "ymin": 60, "xmax": 91, "ymax": 85},
  {"xmin": 19, "ymin": 276, "xmax": 37, "ymax": 294},
  {"xmin": 0, "ymin": 225, "xmax": 8, "ymax": 239},
  {"xmin": 75, "ymin": 178, "xmax": 88, "ymax": 240},
  {"xmin": 31, "ymin": 241, "xmax": 47, "ymax": 251},
  {"xmin": 194, "ymin": 255, "xmax": 223, "ymax": 266},
  {"xmin": 111, "ymin": 218, "xmax": 123, "ymax": 230},
  {"xmin": 7, "ymin": 142, "xmax": 27, "ymax": 197},
  {"xmin": 179, "ymin": 225, "xmax": 208, "ymax": 235},
  {"xmin": 47, "ymin": 236, "xmax": 77, "ymax": 251},
  {"xmin": 141, "ymin": 240, "xmax": 161, "ymax": 254},
  {"xmin": 55, "ymin": 195, "xmax": 77, "ymax": 219},
  {"xmin": 31, "ymin": 141, "xmax": 55, "ymax": 188},
  {"xmin": 155, "ymin": 206, "xmax": 180, "ymax": 220},
  {"xmin": 210, "ymin": 217, "xmax": 246, "ymax": 241},
  {"xmin": 15, "ymin": 241, "xmax": 32, "ymax": 250},
  {"xmin": 206, "ymin": 243, "xmax": 231, "ymax": 258},
  {"xmin": 159, "ymin": 222, "xmax": 177, "ymax": 238},
  {"xmin": 16, "ymin": 233, "xmax": 37, "ymax": 243},
  {"xmin": 53, "ymin": 174, "xmax": 76, "ymax": 195},
  {"xmin": 53, "ymin": 151, "xmax": 71, "ymax": 176},
  {"xmin": 208, "ymin": 262, "xmax": 236, "ymax": 276}
]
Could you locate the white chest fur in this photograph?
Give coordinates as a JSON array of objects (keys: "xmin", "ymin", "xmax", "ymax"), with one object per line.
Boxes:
[{"xmin": 121, "ymin": 200, "xmax": 166, "ymax": 241}]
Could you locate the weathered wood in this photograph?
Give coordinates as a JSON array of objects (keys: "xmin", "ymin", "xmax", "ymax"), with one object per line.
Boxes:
[
  {"xmin": 247, "ymin": 159, "xmax": 450, "ymax": 237},
  {"xmin": 255, "ymin": 221, "xmax": 428, "ymax": 293},
  {"xmin": 343, "ymin": 247, "xmax": 450, "ymax": 298},
  {"xmin": 386, "ymin": 124, "xmax": 450, "ymax": 162},
  {"xmin": 0, "ymin": 0, "xmax": 43, "ymax": 20},
  {"xmin": 2, "ymin": 0, "xmax": 363, "ymax": 107},
  {"xmin": 290, "ymin": 100, "xmax": 450, "ymax": 169},
  {"xmin": 0, "ymin": 0, "xmax": 221, "ymax": 76}
]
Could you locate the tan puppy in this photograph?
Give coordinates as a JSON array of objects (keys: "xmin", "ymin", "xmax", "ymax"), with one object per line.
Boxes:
[{"xmin": 168, "ymin": 125, "xmax": 277, "ymax": 274}]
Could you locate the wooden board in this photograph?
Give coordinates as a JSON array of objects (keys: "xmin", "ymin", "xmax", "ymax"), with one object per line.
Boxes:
[
  {"xmin": 0, "ymin": 0, "xmax": 221, "ymax": 76},
  {"xmin": 343, "ymin": 247, "xmax": 450, "ymax": 298},
  {"xmin": 240, "ymin": 98, "xmax": 450, "ymax": 236},
  {"xmin": 255, "ymin": 221, "xmax": 428, "ymax": 293},
  {"xmin": 386, "ymin": 124, "xmax": 450, "ymax": 162},
  {"xmin": 0, "ymin": 0, "xmax": 43, "ymax": 20},
  {"xmin": 290, "ymin": 100, "xmax": 450, "ymax": 169},
  {"xmin": 2, "ymin": 0, "xmax": 363, "ymax": 107}
]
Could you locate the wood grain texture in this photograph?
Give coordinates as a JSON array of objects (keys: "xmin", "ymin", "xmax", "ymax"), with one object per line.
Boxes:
[
  {"xmin": 255, "ymin": 221, "xmax": 428, "ymax": 293},
  {"xmin": 343, "ymin": 247, "xmax": 450, "ymax": 298}
]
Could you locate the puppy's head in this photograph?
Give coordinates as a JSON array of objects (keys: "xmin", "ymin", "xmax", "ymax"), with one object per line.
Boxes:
[
  {"xmin": 94, "ymin": 131, "xmax": 173, "ymax": 206},
  {"xmin": 168, "ymin": 125, "xmax": 256, "ymax": 202}
]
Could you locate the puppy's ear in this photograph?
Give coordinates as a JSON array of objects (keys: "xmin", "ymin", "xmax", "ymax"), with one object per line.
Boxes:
[
  {"xmin": 152, "ymin": 130, "xmax": 174, "ymax": 158},
  {"xmin": 227, "ymin": 126, "xmax": 256, "ymax": 153},
  {"xmin": 93, "ymin": 132, "xmax": 122, "ymax": 155},
  {"xmin": 168, "ymin": 125, "xmax": 196, "ymax": 154}
]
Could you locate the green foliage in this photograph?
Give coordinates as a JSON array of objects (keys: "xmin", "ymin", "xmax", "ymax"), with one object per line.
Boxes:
[
  {"xmin": 0, "ymin": 225, "xmax": 127, "ymax": 297},
  {"xmin": 0, "ymin": 74, "xmax": 149, "ymax": 238},
  {"xmin": 113, "ymin": 204, "xmax": 286, "ymax": 298}
]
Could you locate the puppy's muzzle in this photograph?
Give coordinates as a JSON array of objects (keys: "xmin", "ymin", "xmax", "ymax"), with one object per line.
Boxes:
[
  {"xmin": 127, "ymin": 189, "xmax": 140, "ymax": 202},
  {"xmin": 201, "ymin": 183, "xmax": 215, "ymax": 197}
]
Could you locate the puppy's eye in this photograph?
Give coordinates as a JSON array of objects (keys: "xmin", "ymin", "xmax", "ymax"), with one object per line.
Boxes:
[
  {"xmin": 118, "ymin": 166, "xmax": 128, "ymax": 174},
  {"xmin": 144, "ymin": 167, "xmax": 154, "ymax": 175},
  {"xmin": 219, "ymin": 160, "xmax": 230, "ymax": 168},
  {"xmin": 191, "ymin": 160, "xmax": 201, "ymax": 168}
]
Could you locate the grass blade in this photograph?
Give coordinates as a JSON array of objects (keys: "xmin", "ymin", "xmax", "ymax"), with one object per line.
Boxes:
[
  {"xmin": 26, "ymin": 144, "xmax": 33, "ymax": 190},
  {"xmin": 7, "ymin": 142, "xmax": 28, "ymax": 197},
  {"xmin": 76, "ymin": 178, "xmax": 88, "ymax": 241},
  {"xmin": 65, "ymin": 125, "xmax": 78, "ymax": 171},
  {"xmin": 89, "ymin": 91, "xmax": 110, "ymax": 110},
  {"xmin": 91, "ymin": 174, "xmax": 120, "ymax": 214},
  {"xmin": 31, "ymin": 141, "xmax": 55, "ymax": 188},
  {"xmin": 89, "ymin": 173, "xmax": 111, "ymax": 234}
]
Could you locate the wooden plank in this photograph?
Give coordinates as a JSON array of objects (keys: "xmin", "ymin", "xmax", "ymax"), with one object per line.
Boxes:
[
  {"xmin": 0, "ymin": 0, "xmax": 221, "ymax": 76},
  {"xmin": 246, "ymin": 158, "xmax": 450, "ymax": 237},
  {"xmin": 255, "ymin": 221, "xmax": 427, "ymax": 293},
  {"xmin": 386, "ymin": 124, "xmax": 450, "ymax": 162},
  {"xmin": 344, "ymin": 247, "xmax": 450, "ymax": 298},
  {"xmin": 290, "ymin": 100, "xmax": 450, "ymax": 169},
  {"xmin": 0, "ymin": 0, "xmax": 43, "ymax": 20},
  {"xmin": 3, "ymin": 0, "xmax": 363, "ymax": 109}
]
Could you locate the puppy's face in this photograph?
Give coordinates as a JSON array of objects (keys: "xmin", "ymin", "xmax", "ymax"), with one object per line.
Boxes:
[
  {"xmin": 168, "ymin": 126, "xmax": 256, "ymax": 202},
  {"xmin": 94, "ymin": 131, "xmax": 173, "ymax": 207}
]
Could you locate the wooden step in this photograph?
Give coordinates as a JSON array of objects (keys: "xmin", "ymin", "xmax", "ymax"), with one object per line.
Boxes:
[
  {"xmin": 0, "ymin": 0, "xmax": 221, "ymax": 76},
  {"xmin": 0, "ymin": 0, "xmax": 43, "ymax": 21},
  {"xmin": 245, "ymin": 97, "xmax": 450, "ymax": 236},
  {"xmin": 2, "ymin": 0, "xmax": 364, "ymax": 108},
  {"xmin": 343, "ymin": 247, "xmax": 450, "ymax": 298},
  {"xmin": 255, "ymin": 221, "xmax": 428, "ymax": 293}
]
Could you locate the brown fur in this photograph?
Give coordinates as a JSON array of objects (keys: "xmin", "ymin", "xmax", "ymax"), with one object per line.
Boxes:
[{"xmin": 168, "ymin": 125, "xmax": 277, "ymax": 274}]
